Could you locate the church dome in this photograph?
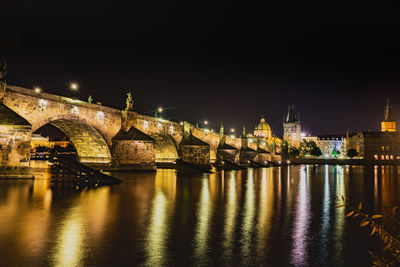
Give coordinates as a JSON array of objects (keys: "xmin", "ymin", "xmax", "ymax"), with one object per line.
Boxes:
[
  {"xmin": 254, "ymin": 117, "xmax": 272, "ymax": 138},
  {"xmin": 256, "ymin": 117, "xmax": 271, "ymax": 131}
]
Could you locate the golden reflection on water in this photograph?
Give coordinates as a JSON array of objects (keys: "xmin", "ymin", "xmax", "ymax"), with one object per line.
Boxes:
[
  {"xmin": 223, "ymin": 171, "xmax": 238, "ymax": 261},
  {"xmin": 144, "ymin": 170, "xmax": 176, "ymax": 267},
  {"xmin": 53, "ymin": 206, "xmax": 85, "ymax": 267},
  {"xmin": 257, "ymin": 168, "xmax": 274, "ymax": 256},
  {"xmin": 241, "ymin": 169, "xmax": 255, "ymax": 263},
  {"xmin": 194, "ymin": 174, "xmax": 212, "ymax": 264}
]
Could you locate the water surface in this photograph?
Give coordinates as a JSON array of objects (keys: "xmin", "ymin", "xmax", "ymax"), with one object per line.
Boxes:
[{"xmin": 0, "ymin": 164, "xmax": 398, "ymax": 266}]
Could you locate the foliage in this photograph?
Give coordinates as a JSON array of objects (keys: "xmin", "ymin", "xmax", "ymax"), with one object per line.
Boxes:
[
  {"xmin": 288, "ymin": 146, "xmax": 300, "ymax": 158},
  {"xmin": 299, "ymin": 140, "xmax": 322, "ymax": 157},
  {"xmin": 347, "ymin": 148, "xmax": 359, "ymax": 158},
  {"xmin": 338, "ymin": 197, "xmax": 400, "ymax": 266},
  {"xmin": 281, "ymin": 140, "xmax": 289, "ymax": 158}
]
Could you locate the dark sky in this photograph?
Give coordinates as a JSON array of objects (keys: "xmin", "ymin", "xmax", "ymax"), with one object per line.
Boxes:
[{"xmin": 1, "ymin": 0, "xmax": 399, "ymax": 136}]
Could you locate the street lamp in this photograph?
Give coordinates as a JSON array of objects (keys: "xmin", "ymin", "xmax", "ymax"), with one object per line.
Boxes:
[
  {"xmin": 204, "ymin": 120, "xmax": 208, "ymax": 125},
  {"xmin": 230, "ymin": 128, "xmax": 235, "ymax": 133},
  {"xmin": 70, "ymin": 82, "xmax": 78, "ymax": 91},
  {"xmin": 34, "ymin": 87, "xmax": 41, "ymax": 93},
  {"xmin": 156, "ymin": 107, "xmax": 163, "ymax": 118}
]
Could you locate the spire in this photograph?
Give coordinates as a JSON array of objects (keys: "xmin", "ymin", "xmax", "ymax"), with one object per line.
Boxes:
[
  {"xmin": 284, "ymin": 105, "xmax": 299, "ymax": 123},
  {"xmin": 384, "ymin": 97, "xmax": 393, "ymax": 121},
  {"xmin": 242, "ymin": 125, "xmax": 246, "ymax": 137}
]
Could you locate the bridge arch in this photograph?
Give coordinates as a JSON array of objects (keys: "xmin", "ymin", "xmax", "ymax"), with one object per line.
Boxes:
[
  {"xmin": 34, "ymin": 117, "xmax": 112, "ymax": 164},
  {"xmin": 150, "ymin": 134, "xmax": 179, "ymax": 163}
]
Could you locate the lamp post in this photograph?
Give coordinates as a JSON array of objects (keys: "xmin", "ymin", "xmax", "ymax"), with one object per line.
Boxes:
[{"xmin": 155, "ymin": 107, "xmax": 163, "ymax": 118}]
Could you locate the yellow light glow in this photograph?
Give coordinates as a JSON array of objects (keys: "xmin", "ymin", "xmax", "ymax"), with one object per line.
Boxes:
[
  {"xmin": 158, "ymin": 107, "xmax": 163, "ymax": 113},
  {"xmin": 194, "ymin": 177, "xmax": 212, "ymax": 263},
  {"xmin": 70, "ymin": 82, "xmax": 78, "ymax": 91},
  {"xmin": 34, "ymin": 87, "xmax": 41, "ymax": 93}
]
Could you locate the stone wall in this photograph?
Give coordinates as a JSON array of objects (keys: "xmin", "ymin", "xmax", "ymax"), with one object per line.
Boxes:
[
  {"xmin": 180, "ymin": 145, "xmax": 210, "ymax": 167},
  {"xmin": 111, "ymin": 140, "xmax": 156, "ymax": 170},
  {"xmin": 0, "ymin": 125, "xmax": 31, "ymax": 167}
]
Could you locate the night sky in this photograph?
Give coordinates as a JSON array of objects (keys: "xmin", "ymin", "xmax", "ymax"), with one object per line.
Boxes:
[{"xmin": 1, "ymin": 0, "xmax": 399, "ymax": 136}]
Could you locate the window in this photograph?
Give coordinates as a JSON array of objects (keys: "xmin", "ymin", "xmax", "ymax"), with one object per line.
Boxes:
[
  {"xmin": 169, "ymin": 125, "xmax": 174, "ymax": 134},
  {"xmin": 390, "ymin": 155, "xmax": 394, "ymax": 160},
  {"xmin": 386, "ymin": 155, "xmax": 389, "ymax": 160},
  {"xmin": 381, "ymin": 146, "xmax": 385, "ymax": 151},
  {"xmin": 374, "ymin": 155, "xmax": 378, "ymax": 160},
  {"xmin": 143, "ymin": 120, "xmax": 148, "ymax": 128},
  {"xmin": 381, "ymin": 155, "xmax": 385, "ymax": 160}
]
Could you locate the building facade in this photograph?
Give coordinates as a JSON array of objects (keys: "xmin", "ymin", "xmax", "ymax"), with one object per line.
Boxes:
[
  {"xmin": 316, "ymin": 135, "xmax": 346, "ymax": 158},
  {"xmin": 348, "ymin": 131, "xmax": 400, "ymax": 161}
]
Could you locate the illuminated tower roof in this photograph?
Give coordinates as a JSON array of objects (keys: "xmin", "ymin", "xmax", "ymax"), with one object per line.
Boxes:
[{"xmin": 381, "ymin": 98, "xmax": 396, "ymax": 132}]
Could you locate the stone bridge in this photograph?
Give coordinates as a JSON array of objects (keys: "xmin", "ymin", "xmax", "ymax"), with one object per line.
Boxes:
[{"xmin": 0, "ymin": 84, "xmax": 279, "ymax": 170}]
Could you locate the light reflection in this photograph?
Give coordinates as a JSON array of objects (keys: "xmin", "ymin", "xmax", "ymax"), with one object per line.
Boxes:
[
  {"xmin": 334, "ymin": 166, "xmax": 345, "ymax": 264},
  {"xmin": 241, "ymin": 168, "xmax": 255, "ymax": 263},
  {"xmin": 194, "ymin": 175, "xmax": 212, "ymax": 265},
  {"xmin": 257, "ymin": 168, "xmax": 273, "ymax": 256},
  {"xmin": 319, "ymin": 165, "xmax": 330, "ymax": 262},
  {"xmin": 290, "ymin": 165, "xmax": 311, "ymax": 266},
  {"xmin": 223, "ymin": 171, "xmax": 238, "ymax": 262},
  {"xmin": 144, "ymin": 170, "xmax": 175, "ymax": 266},
  {"xmin": 53, "ymin": 207, "xmax": 84, "ymax": 267}
]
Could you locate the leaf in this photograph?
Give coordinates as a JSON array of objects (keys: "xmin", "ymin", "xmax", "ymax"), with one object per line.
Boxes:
[
  {"xmin": 336, "ymin": 204, "xmax": 345, "ymax": 208},
  {"xmin": 392, "ymin": 206, "xmax": 398, "ymax": 216},
  {"xmin": 358, "ymin": 202, "xmax": 362, "ymax": 210},
  {"xmin": 360, "ymin": 220, "xmax": 369, "ymax": 227},
  {"xmin": 371, "ymin": 214, "xmax": 383, "ymax": 219},
  {"xmin": 342, "ymin": 195, "xmax": 345, "ymax": 201},
  {"xmin": 346, "ymin": 211, "xmax": 355, "ymax": 217},
  {"xmin": 353, "ymin": 213, "xmax": 359, "ymax": 218},
  {"xmin": 370, "ymin": 226, "xmax": 376, "ymax": 236}
]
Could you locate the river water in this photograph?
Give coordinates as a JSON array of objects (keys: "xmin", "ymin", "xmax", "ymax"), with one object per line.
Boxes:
[{"xmin": 0, "ymin": 164, "xmax": 398, "ymax": 266}]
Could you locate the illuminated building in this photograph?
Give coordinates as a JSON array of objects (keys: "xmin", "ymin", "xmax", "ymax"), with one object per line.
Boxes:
[
  {"xmin": 381, "ymin": 98, "xmax": 396, "ymax": 132},
  {"xmin": 316, "ymin": 135, "xmax": 346, "ymax": 158}
]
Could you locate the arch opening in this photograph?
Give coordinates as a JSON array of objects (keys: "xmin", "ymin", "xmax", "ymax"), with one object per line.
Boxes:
[{"xmin": 33, "ymin": 119, "xmax": 111, "ymax": 164}]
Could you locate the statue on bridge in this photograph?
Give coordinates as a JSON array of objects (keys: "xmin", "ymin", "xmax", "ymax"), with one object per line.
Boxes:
[{"xmin": 125, "ymin": 92, "xmax": 133, "ymax": 111}]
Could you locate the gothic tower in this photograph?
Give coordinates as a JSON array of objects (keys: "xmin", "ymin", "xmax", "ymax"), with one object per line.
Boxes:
[
  {"xmin": 283, "ymin": 105, "xmax": 301, "ymax": 147},
  {"xmin": 381, "ymin": 98, "xmax": 396, "ymax": 132}
]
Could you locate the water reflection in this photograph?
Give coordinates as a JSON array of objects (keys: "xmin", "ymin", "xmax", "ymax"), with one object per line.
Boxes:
[
  {"xmin": 290, "ymin": 165, "xmax": 311, "ymax": 266},
  {"xmin": 144, "ymin": 170, "xmax": 176, "ymax": 266},
  {"xmin": 53, "ymin": 205, "xmax": 85, "ymax": 267},
  {"xmin": 334, "ymin": 166, "xmax": 345, "ymax": 264},
  {"xmin": 241, "ymin": 169, "xmax": 255, "ymax": 264},
  {"xmin": 194, "ymin": 174, "xmax": 212, "ymax": 265},
  {"xmin": 223, "ymin": 171, "xmax": 238, "ymax": 262},
  {"xmin": 257, "ymin": 168, "xmax": 274, "ymax": 257},
  {"xmin": 319, "ymin": 165, "xmax": 331, "ymax": 263},
  {"xmin": 1, "ymin": 165, "xmax": 400, "ymax": 266}
]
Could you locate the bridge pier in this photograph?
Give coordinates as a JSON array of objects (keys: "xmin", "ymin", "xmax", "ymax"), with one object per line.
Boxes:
[{"xmin": 0, "ymin": 103, "xmax": 32, "ymax": 174}]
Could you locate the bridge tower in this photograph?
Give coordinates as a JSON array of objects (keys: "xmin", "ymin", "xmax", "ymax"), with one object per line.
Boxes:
[{"xmin": 283, "ymin": 105, "xmax": 301, "ymax": 147}]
